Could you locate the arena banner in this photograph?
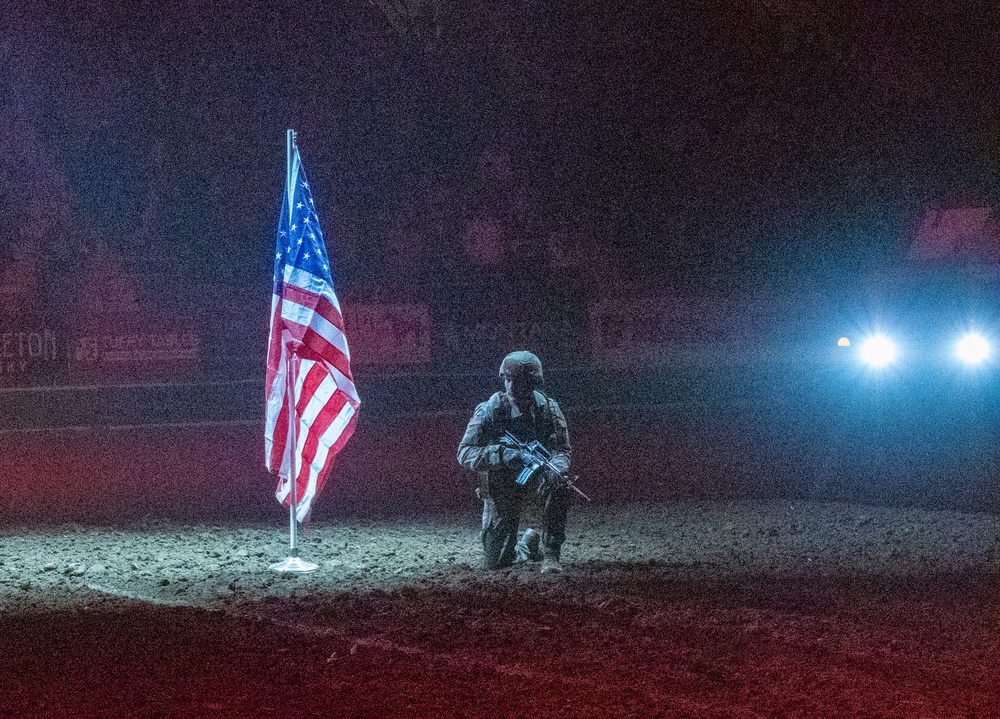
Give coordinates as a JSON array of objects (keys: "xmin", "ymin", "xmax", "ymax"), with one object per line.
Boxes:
[
  {"xmin": 0, "ymin": 321, "xmax": 63, "ymax": 387},
  {"xmin": 431, "ymin": 276, "xmax": 590, "ymax": 370},
  {"xmin": 589, "ymin": 295, "xmax": 780, "ymax": 368},
  {"xmin": 436, "ymin": 316, "xmax": 585, "ymax": 369},
  {"xmin": 67, "ymin": 311, "xmax": 201, "ymax": 383},
  {"xmin": 342, "ymin": 303, "xmax": 432, "ymax": 368}
]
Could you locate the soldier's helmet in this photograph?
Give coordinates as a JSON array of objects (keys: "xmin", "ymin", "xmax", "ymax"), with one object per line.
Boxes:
[{"xmin": 499, "ymin": 350, "xmax": 543, "ymax": 387}]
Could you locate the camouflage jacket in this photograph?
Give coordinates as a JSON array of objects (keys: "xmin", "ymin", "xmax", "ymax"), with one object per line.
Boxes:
[{"xmin": 457, "ymin": 390, "xmax": 571, "ymax": 486}]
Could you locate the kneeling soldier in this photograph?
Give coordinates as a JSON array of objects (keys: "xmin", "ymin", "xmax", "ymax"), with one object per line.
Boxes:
[{"xmin": 458, "ymin": 351, "xmax": 571, "ymax": 573}]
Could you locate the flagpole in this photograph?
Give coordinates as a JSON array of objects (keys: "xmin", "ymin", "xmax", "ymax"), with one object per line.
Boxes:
[
  {"xmin": 286, "ymin": 128, "xmax": 295, "ymax": 214},
  {"xmin": 270, "ymin": 129, "xmax": 318, "ymax": 574},
  {"xmin": 287, "ymin": 350, "xmax": 298, "ymax": 550}
]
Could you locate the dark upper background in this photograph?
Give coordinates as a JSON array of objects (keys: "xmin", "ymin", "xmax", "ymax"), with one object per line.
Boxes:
[
  {"xmin": 3, "ymin": 2, "xmax": 1000, "ymax": 510},
  {"xmin": 2, "ymin": 0, "xmax": 999, "ymax": 309}
]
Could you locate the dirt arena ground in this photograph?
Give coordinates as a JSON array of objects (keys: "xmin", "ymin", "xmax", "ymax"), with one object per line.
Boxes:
[{"xmin": 1, "ymin": 499, "xmax": 998, "ymax": 718}]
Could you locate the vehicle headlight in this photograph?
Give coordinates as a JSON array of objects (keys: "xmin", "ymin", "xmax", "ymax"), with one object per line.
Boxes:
[
  {"xmin": 956, "ymin": 333, "xmax": 990, "ymax": 364},
  {"xmin": 859, "ymin": 335, "xmax": 897, "ymax": 367}
]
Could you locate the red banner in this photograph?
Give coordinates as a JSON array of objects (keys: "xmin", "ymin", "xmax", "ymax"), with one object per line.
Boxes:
[
  {"xmin": 342, "ymin": 303, "xmax": 432, "ymax": 368},
  {"xmin": 67, "ymin": 312, "xmax": 200, "ymax": 383}
]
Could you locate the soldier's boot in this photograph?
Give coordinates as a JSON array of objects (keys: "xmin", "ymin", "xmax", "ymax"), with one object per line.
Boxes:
[
  {"xmin": 540, "ymin": 545, "xmax": 563, "ymax": 574},
  {"xmin": 515, "ymin": 528, "xmax": 543, "ymax": 563}
]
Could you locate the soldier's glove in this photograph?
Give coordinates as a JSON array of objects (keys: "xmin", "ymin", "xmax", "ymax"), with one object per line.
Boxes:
[
  {"xmin": 499, "ymin": 436, "xmax": 535, "ymax": 467},
  {"xmin": 500, "ymin": 447, "xmax": 535, "ymax": 467},
  {"xmin": 537, "ymin": 469, "xmax": 570, "ymax": 496},
  {"xmin": 500, "ymin": 447, "xmax": 522, "ymax": 466}
]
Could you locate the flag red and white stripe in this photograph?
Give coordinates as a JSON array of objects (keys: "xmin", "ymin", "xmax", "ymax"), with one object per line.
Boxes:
[{"xmin": 264, "ymin": 144, "xmax": 359, "ymax": 522}]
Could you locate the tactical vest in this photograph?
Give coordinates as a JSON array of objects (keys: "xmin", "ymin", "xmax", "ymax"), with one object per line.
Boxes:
[{"xmin": 484, "ymin": 390, "xmax": 559, "ymax": 448}]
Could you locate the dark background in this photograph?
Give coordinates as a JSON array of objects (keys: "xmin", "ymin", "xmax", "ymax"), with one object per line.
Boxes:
[
  {"xmin": 3, "ymin": 1, "xmax": 1000, "ymax": 516},
  {"xmin": 4, "ymin": 0, "xmax": 999, "ymax": 297}
]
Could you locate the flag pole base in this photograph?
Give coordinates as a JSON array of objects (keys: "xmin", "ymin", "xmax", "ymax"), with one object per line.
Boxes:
[{"xmin": 269, "ymin": 556, "xmax": 319, "ymax": 573}]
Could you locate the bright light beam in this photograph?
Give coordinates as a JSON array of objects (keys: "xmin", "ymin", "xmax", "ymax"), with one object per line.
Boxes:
[
  {"xmin": 859, "ymin": 335, "xmax": 897, "ymax": 368},
  {"xmin": 956, "ymin": 333, "xmax": 990, "ymax": 365}
]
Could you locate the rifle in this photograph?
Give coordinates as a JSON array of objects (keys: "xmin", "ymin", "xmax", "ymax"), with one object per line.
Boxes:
[{"xmin": 501, "ymin": 431, "xmax": 592, "ymax": 502}]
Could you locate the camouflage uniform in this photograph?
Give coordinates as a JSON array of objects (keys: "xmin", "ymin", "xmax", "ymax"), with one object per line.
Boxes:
[{"xmin": 458, "ymin": 353, "xmax": 571, "ymax": 570}]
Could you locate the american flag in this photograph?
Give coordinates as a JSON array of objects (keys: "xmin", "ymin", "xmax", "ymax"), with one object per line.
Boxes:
[{"xmin": 264, "ymin": 143, "xmax": 359, "ymax": 522}]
